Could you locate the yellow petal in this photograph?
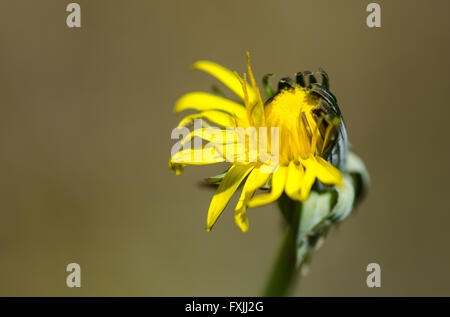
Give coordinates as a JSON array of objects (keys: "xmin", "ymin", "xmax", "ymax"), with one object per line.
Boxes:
[
  {"xmin": 180, "ymin": 128, "xmax": 236, "ymax": 148},
  {"xmin": 245, "ymin": 52, "xmax": 265, "ymax": 126},
  {"xmin": 313, "ymin": 156, "xmax": 343, "ymax": 186},
  {"xmin": 170, "ymin": 148, "xmax": 224, "ymax": 165},
  {"xmin": 174, "ymin": 92, "xmax": 247, "ymax": 121},
  {"xmin": 206, "ymin": 164, "xmax": 254, "ymax": 231},
  {"xmin": 302, "ymin": 156, "xmax": 342, "ymax": 188},
  {"xmin": 248, "ymin": 166, "xmax": 287, "ymax": 208},
  {"xmin": 234, "ymin": 167, "xmax": 271, "ymax": 232},
  {"xmin": 177, "ymin": 111, "xmax": 238, "ymax": 128},
  {"xmin": 285, "ymin": 161, "xmax": 304, "ymax": 201},
  {"xmin": 192, "ymin": 61, "xmax": 256, "ymax": 103},
  {"xmin": 245, "ymin": 166, "xmax": 272, "ymax": 192},
  {"xmin": 168, "ymin": 161, "xmax": 185, "ymax": 175},
  {"xmin": 299, "ymin": 164, "xmax": 316, "ymax": 202}
]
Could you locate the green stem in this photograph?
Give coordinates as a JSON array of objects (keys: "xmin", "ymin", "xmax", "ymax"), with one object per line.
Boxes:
[{"xmin": 262, "ymin": 195, "xmax": 301, "ymax": 297}]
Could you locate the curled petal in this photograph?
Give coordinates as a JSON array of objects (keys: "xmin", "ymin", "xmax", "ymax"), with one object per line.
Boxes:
[
  {"xmin": 192, "ymin": 60, "xmax": 256, "ymax": 104},
  {"xmin": 310, "ymin": 156, "xmax": 343, "ymax": 187},
  {"xmin": 234, "ymin": 167, "xmax": 271, "ymax": 232},
  {"xmin": 248, "ymin": 166, "xmax": 287, "ymax": 208},
  {"xmin": 299, "ymin": 164, "xmax": 316, "ymax": 202},
  {"xmin": 285, "ymin": 161, "xmax": 304, "ymax": 201}
]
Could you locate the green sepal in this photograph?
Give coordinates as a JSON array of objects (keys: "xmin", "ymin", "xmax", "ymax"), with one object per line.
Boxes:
[
  {"xmin": 303, "ymin": 71, "xmax": 317, "ymax": 86},
  {"xmin": 204, "ymin": 169, "xmax": 229, "ymax": 184},
  {"xmin": 264, "ymin": 150, "xmax": 369, "ymax": 295},
  {"xmin": 278, "ymin": 77, "xmax": 296, "ymax": 91},
  {"xmin": 295, "ymin": 72, "xmax": 306, "ymax": 87},
  {"xmin": 279, "ymin": 151, "xmax": 370, "ymax": 268},
  {"xmin": 292, "ymin": 173, "xmax": 355, "ymax": 268},
  {"xmin": 318, "ymin": 68, "xmax": 329, "ymax": 90},
  {"xmin": 295, "ymin": 152, "xmax": 369, "ymax": 264},
  {"xmin": 346, "ymin": 151, "xmax": 370, "ymax": 204},
  {"xmin": 262, "ymin": 74, "xmax": 275, "ymax": 99}
]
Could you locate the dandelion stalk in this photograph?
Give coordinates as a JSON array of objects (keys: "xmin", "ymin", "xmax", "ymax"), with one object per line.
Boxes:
[{"xmin": 263, "ymin": 195, "xmax": 301, "ymax": 297}]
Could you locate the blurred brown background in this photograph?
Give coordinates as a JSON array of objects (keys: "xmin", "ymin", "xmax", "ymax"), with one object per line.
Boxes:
[{"xmin": 0, "ymin": 0, "xmax": 449, "ymax": 296}]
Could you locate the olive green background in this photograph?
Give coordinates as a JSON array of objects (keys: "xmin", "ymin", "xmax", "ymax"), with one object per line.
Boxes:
[{"xmin": 0, "ymin": 0, "xmax": 449, "ymax": 296}]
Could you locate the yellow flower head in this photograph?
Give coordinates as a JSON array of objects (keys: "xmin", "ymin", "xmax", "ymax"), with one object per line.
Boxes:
[{"xmin": 169, "ymin": 53, "xmax": 345, "ymax": 232}]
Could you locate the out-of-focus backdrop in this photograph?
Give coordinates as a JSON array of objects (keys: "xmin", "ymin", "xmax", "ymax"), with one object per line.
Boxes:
[{"xmin": 0, "ymin": 0, "xmax": 449, "ymax": 296}]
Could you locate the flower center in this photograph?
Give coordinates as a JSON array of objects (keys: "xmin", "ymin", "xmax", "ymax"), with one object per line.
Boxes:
[{"xmin": 264, "ymin": 87, "xmax": 321, "ymax": 162}]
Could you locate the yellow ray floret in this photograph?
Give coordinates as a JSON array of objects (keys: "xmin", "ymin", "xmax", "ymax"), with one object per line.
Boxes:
[
  {"xmin": 192, "ymin": 60, "xmax": 257, "ymax": 104},
  {"xmin": 206, "ymin": 164, "xmax": 254, "ymax": 232},
  {"xmin": 234, "ymin": 166, "xmax": 271, "ymax": 232},
  {"xmin": 175, "ymin": 92, "xmax": 248, "ymax": 121}
]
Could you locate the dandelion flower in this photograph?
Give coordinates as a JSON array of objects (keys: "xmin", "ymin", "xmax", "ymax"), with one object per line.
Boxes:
[{"xmin": 169, "ymin": 53, "xmax": 352, "ymax": 232}]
